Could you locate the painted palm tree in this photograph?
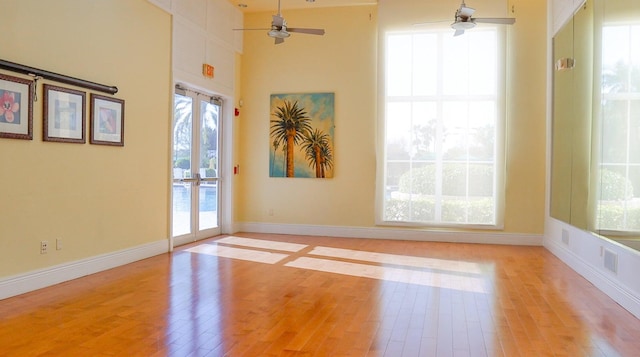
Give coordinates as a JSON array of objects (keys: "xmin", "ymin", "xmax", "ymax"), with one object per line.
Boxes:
[
  {"xmin": 318, "ymin": 141, "xmax": 334, "ymax": 178},
  {"xmin": 270, "ymin": 139, "xmax": 290, "ymax": 177},
  {"xmin": 302, "ymin": 129, "xmax": 333, "ymax": 178},
  {"xmin": 270, "ymin": 139, "xmax": 280, "ymax": 176},
  {"xmin": 270, "ymin": 100, "xmax": 312, "ymax": 177},
  {"xmin": 280, "ymin": 141, "xmax": 288, "ymax": 176}
]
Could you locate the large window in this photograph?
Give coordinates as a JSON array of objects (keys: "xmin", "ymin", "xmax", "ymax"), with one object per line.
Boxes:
[
  {"xmin": 380, "ymin": 28, "xmax": 505, "ymax": 227},
  {"xmin": 597, "ymin": 24, "xmax": 640, "ymax": 233}
]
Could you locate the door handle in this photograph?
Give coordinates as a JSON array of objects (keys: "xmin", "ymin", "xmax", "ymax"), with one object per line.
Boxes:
[{"xmin": 177, "ymin": 173, "xmax": 202, "ymax": 186}]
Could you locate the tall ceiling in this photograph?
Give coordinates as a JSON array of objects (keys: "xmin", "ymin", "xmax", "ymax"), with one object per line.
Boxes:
[{"xmin": 229, "ymin": 0, "xmax": 377, "ymax": 13}]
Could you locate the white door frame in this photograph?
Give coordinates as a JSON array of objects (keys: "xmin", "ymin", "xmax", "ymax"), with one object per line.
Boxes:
[{"xmin": 171, "ymin": 84, "xmax": 233, "ymax": 248}]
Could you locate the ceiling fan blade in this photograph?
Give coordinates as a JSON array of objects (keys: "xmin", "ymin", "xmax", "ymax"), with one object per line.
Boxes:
[
  {"xmin": 458, "ymin": 6, "xmax": 475, "ymax": 18},
  {"xmin": 275, "ymin": 37, "xmax": 285, "ymax": 45},
  {"xmin": 272, "ymin": 15, "xmax": 284, "ymax": 27},
  {"xmin": 287, "ymin": 28, "xmax": 325, "ymax": 35},
  {"xmin": 473, "ymin": 17, "xmax": 516, "ymax": 25},
  {"xmin": 454, "ymin": 29, "xmax": 465, "ymax": 36}
]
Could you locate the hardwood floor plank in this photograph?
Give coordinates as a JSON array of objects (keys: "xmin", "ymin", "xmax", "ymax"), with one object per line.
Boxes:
[{"xmin": 1, "ymin": 233, "xmax": 640, "ymax": 356}]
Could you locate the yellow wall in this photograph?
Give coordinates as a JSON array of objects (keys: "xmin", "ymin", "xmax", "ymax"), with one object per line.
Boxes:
[
  {"xmin": 503, "ymin": 0, "xmax": 547, "ymax": 233},
  {"xmin": 0, "ymin": 0, "xmax": 547, "ymax": 283},
  {"xmin": 238, "ymin": 6, "xmax": 379, "ymax": 226},
  {"xmin": 238, "ymin": 0, "xmax": 547, "ymax": 234},
  {"xmin": 0, "ymin": 0, "xmax": 172, "ymax": 278}
]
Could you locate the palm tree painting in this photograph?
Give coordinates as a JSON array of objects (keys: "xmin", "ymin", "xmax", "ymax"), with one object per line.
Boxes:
[{"xmin": 269, "ymin": 93, "xmax": 335, "ymax": 178}]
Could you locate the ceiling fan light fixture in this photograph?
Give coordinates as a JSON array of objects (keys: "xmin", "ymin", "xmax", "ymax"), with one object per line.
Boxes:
[
  {"xmin": 451, "ymin": 21, "xmax": 475, "ymax": 30},
  {"xmin": 412, "ymin": 1, "xmax": 515, "ymax": 36},
  {"xmin": 268, "ymin": 29, "xmax": 290, "ymax": 38},
  {"xmin": 232, "ymin": 0, "xmax": 324, "ymax": 44}
]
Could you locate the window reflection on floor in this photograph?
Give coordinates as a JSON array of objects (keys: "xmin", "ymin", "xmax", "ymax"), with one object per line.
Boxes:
[{"xmin": 185, "ymin": 236, "xmax": 490, "ymax": 294}]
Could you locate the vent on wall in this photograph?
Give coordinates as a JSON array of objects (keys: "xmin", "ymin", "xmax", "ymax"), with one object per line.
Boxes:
[{"xmin": 603, "ymin": 249, "xmax": 618, "ymax": 274}]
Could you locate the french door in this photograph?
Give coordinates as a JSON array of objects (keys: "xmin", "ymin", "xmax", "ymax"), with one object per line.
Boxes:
[{"xmin": 172, "ymin": 86, "xmax": 221, "ymax": 245}]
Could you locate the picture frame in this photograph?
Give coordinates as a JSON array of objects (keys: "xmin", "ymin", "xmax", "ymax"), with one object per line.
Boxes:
[
  {"xmin": 90, "ymin": 93, "xmax": 124, "ymax": 146},
  {"xmin": 0, "ymin": 73, "xmax": 34, "ymax": 140},
  {"xmin": 269, "ymin": 92, "xmax": 335, "ymax": 178},
  {"xmin": 43, "ymin": 84, "xmax": 86, "ymax": 143}
]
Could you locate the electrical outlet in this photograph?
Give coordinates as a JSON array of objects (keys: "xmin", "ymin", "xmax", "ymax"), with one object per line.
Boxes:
[
  {"xmin": 40, "ymin": 241, "xmax": 48, "ymax": 254},
  {"xmin": 56, "ymin": 238, "xmax": 63, "ymax": 251}
]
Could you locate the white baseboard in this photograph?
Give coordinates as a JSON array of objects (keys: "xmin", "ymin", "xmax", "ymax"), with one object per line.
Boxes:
[
  {"xmin": 544, "ymin": 237, "xmax": 640, "ymax": 320},
  {"xmin": 236, "ymin": 222, "xmax": 543, "ymax": 246},
  {"xmin": 0, "ymin": 239, "xmax": 169, "ymax": 301}
]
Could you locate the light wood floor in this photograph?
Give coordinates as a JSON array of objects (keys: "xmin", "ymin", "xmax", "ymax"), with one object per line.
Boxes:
[{"xmin": 1, "ymin": 233, "xmax": 640, "ymax": 356}]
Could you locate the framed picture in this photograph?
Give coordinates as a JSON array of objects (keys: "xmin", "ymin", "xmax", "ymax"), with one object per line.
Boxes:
[
  {"xmin": 0, "ymin": 73, "xmax": 34, "ymax": 140},
  {"xmin": 43, "ymin": 84, "xmax": 86, "ymax": 143},
  {"xmin": 90, "ymin": 94, "xmax": 124, "ymax": 146},
  {"xmin": 269, "ymin": 92, "xmax": 335, "ymax": 178}
]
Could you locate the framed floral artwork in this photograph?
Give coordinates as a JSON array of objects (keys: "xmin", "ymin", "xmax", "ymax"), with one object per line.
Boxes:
[
  {"xmin": 90, "ymin": 94, "xmax": 124, "ymax": 146},
  {"xmin": 0, "ymin": 73, "xmax": 34, "ymax": 140},
  {"xmin": 43, "ymin": 84, "xmax": 86, "ymax": 143}
]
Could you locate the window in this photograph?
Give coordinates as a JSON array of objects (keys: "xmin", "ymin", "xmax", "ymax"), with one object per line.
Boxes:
[
  {"xmin": 597, "ymin": 24, "xmax": 640, "ymax": 234},
  {"xmin": 380, "ymin": 28, "xmax": 505, "ymax": 227}
]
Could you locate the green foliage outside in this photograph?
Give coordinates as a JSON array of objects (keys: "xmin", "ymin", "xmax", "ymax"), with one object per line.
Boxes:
[
  {"xmin": 386, "ymin": 163, "xmax": 495, "ymax": 224},
  {"xmin": 598, "ymin": 204, "xmax": 640, "ymax": 231},
  {"xmin": 600, "ymin": 169, "xmax": 634, "ymax": 200},
  {"xmin": 398, "ymin": 164, "xmax": 494, "ymax": 196},
  {"xmin": 175, "ymin": 158, "xmax": 190, "ymax": 169},
  {"xmin": 384, "ymin": 197, "xmax": 494, "ymax": 224},
  {"xmin": 598, "ymin": 168, "xmax": 640, "ymax": 231},
  {"xmin": 398, "ymin": 166, "xmax": 436, "ymax": 195}
]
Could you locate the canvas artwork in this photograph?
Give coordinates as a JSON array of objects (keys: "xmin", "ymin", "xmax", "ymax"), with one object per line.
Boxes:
[{"xmin": 269, "ymin": 93, "xmax": 335, "ymax": 178}]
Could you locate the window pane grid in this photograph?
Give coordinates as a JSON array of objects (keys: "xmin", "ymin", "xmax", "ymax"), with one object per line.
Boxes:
[
  {"xmin": 598, "ymin": 24, "xmax": 640, "ymax": 233},
  {"xmin": 382, "ymin": 29, "xmax": 502, "ymax": 227}
]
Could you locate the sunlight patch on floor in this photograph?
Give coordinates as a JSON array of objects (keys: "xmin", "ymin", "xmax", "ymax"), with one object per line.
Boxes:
[
  {"xmin": 217, "ymin": 236, "xmax": 308, "ymax": 252},
  {"xmin": 308, "ymin": 246, "xmax": 484, "ymax": 274},
  {"xmin": 185, "ymin": 237, "xmax": 491, "ymax": 293},
  {"xmin": 285, "ymin": 257, "xmax": 487, "ymax": 293},
  {"xmin": 185, "ymin": 244, "xmax": 288, "ymax": 264}
]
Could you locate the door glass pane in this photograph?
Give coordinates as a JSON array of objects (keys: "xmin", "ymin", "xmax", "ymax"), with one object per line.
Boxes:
[
  {"xmin": 199, "ymin": 100, "xmax": 219, "ymax": 231},
  {"xmin": 173, "ymin": 184, "xmax": 192, "ymax": 236},
  {"xmin": 172, "ymin": 93, "xmax": 193, "ymax": 236},
  {"xmin": 199, "ymin": 184, "xmax": 217, "ymax": 231},
  {"xmin": 200, "ymin": 100, "xmax": 219, "ymax": 179},
  {"xmin": 173, "ymin": 94, "xmax": 193, "ymax": 178}
]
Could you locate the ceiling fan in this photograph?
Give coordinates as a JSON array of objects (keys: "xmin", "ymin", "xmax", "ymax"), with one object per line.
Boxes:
[
  {"xmin": 450, "ymin": 1, "xmax": 515, "ymax": 36},
  {"xmin": 234, "ymin": 0, "xmax": 325, "ymax": 45},
  {"xmin": 416, "ymin": 1, "xmax": 516, "ymax": 36}
]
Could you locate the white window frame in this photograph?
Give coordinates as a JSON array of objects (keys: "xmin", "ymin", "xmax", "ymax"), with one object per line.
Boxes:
[
  {"xmin": 376, "ymin": 27, "xmax": 506, "ymax": 229},
  {"xmin": 596, "ymin": 23, "xmax": 640, "ymax": 235}
]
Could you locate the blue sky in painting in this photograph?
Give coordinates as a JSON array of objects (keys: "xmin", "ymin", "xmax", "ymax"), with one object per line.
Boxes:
[{"xmin": 269, "ymin": 92, "xmax": 335, "ymax": 178}]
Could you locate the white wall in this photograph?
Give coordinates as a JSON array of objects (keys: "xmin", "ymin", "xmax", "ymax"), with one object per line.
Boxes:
[
  {"xmin": 148, "ymin": 0, "xmax": 242, "ymax": 238},
  {"xmin": 551, "ymin": 0, "xmax": 585, "ymax": 32},
  {"xmin": 148, "ymin": 0, "xmax": 243, "ymax": 96},
  {"xmin": 545, "ymin": 0, "xmax": 640, "ymax": 319}
]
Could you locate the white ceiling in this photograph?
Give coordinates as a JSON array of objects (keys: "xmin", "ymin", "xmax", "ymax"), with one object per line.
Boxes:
[{"xmin": 229, "ymin": 0, "xmax": 377, "ymax": 13}]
